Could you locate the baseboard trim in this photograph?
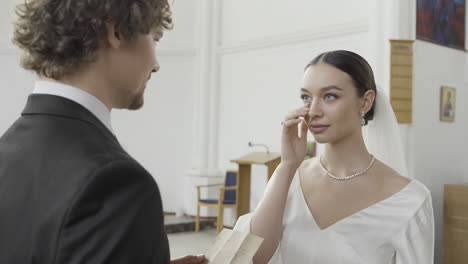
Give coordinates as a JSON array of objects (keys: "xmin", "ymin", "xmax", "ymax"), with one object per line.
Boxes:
[
  {"xmin": 164, "ymin": 212, "xmax": 218, "ymax": 221},
  {"xmin": 185, "ymin": 214, "xmax": 218, "ymax": 221}
]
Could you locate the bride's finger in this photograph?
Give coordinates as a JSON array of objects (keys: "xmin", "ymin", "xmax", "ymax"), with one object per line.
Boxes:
[
  {"xmin": 299, "ymin": 120, "xmax": 308, "ymax": 139},
  {"xmin": 283, "ymin": 107, "xmax": 310, "ymax": 122},
  {"xmin": 282, "ymin": 119, "xmax": 302, "ymax": 129}
]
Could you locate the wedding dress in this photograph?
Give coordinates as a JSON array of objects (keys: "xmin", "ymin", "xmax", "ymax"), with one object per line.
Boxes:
[{"xmin": 234, "ymin": 173, "xmax": 434, "ymax": 263}]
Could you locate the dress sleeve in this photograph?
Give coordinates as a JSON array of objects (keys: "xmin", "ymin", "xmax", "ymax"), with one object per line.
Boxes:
[{"xmin": 393, "ymin": 195, "xmax": 434, "ymax": 264}]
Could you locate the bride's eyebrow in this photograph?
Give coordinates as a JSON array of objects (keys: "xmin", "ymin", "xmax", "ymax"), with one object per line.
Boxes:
[
  {"xmin": 300, "ymin": 86, "xmax": 344, "ymax": 94},
  {"xmin": 320, "ymin": 85, "xmax": 344, "ymax": 92}
]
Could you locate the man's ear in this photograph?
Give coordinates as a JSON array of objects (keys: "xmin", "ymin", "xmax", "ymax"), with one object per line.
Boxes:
[
  {"xmin": 361, "ymin": 89, "xmax": 376, "ymax": 114},
  {"xmin": 106, "ymin": 22, "xmax": 121, "ymax": 49}
]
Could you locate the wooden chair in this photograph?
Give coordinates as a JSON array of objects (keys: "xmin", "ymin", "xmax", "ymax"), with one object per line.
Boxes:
[{"xmin": 195, "ymin": 170, "xmax": 238, "ymax": 233}]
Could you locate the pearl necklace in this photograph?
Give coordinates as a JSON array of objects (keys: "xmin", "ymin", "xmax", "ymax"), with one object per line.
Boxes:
[{"xmin": 319, "ymin": 155, "xmax": 376, "ymax": 180}]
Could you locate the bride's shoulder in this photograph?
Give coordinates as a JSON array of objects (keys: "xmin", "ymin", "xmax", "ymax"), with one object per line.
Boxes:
[
  {"xmin": 298, "ymin": 157, "xmax": 321, "ymax": 175},
  {"xmin": 300, "ymin": 157, "xmax": 318, "ymax": 168},
  {"xmin": 374, "ymin": 160, "xmax": 411, "ymax": 191},
  {"xmin": 375, "ymin": 160, "xmax": 430, "ymax": 199}
]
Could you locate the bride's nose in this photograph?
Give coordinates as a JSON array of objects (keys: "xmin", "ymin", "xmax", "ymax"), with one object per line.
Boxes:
[{"xmin": 308, "ymin": 100, "xmax": 323, "ymax": 120}]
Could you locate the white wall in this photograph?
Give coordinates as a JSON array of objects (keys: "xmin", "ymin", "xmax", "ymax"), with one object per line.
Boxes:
[
  {"xmin": 411, "ymin": 41, "xmax": 468, "ymax": 264},
  {"xmin": 0, "ymin": 50, "xmax": 36, "ymax": 133},
  {"xmin": 112, "ymin": 56, "xmax": 195, "ymax": 214},
  {"xmin": 220, "ymin": 0, "xmax": 368, "ymax": 45},
  {"xmin": 0, "ymin": 0, "xmax": 16, "ymax": 47},
  {"xmin": 0, "ymin": 0, "xmax": 36, "ymax": 138}
]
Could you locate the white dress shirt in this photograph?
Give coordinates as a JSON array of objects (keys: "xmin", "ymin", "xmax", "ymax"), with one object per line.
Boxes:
[{"xmin": 32, "ymin": 80, "xmax": 114, "ymax": 133}]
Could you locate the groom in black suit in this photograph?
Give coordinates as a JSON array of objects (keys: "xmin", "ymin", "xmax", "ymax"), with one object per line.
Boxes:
[{"xmin": 0, "ymin": 1, "xmax": 204, "ymax": 264}]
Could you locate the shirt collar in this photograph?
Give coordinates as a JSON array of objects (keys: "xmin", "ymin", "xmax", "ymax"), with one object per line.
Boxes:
[{"xmin": 32, "ymin": 80, "xmax": 114, "ymax": 133}]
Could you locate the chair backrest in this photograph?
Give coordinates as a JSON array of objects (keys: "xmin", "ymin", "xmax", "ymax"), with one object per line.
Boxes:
[{"xmin": 224, "ymin": 171, "xmax": 237, "ymax": 203}]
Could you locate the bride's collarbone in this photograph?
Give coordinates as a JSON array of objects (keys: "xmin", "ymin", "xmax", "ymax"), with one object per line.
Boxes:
[
  {"xmin": 300, "ymin": 159, "xmax": 409, "ymax": 197},
  {"xmin": 298, "ymin": 161, "xmax": 411, "ymax": 229}
]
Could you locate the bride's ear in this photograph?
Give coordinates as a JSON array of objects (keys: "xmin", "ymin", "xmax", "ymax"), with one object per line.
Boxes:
[{"xmin": 361, "ymin": 89, "xmax": 376, "ymax": 114}]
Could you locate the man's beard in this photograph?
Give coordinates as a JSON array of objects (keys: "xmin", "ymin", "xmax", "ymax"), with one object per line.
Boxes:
[{"xmin": 128, "ymin": 93, "xmax": 144, "ymax": 110}]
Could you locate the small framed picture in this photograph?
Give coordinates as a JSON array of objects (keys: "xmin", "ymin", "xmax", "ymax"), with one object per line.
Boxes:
[{"xmin": 440, "ymin": 86, "xmax": 456, "ymax": 122}]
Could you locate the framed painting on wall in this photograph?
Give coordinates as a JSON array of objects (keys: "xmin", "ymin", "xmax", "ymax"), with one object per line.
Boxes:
[
  {"xmin": 416, "ymin": 0, "xmax": 466, "ymax": 50},
  {"xmin": 440, "ymin": 86, "xmax": 456, "ymax": 122}
]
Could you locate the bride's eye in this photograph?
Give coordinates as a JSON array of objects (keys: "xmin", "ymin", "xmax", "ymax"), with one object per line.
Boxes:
[
  {"xmin": 324, "ymin": 94, "xmax": 338, "ymax": 101},
  {"xmin": 300, "ymin": 94, "xmax": 312, "ymax": 103}
]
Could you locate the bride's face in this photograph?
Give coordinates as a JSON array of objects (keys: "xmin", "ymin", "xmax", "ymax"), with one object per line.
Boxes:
[{"xmin": 300, "ymin": 63, "xmax": 367, "ymax": 144}]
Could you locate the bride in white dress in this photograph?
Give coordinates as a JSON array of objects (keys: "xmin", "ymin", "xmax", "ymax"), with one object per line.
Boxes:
[{"xmin": 234, "ymin": 50, "xmax": 434, "ymax": 263}]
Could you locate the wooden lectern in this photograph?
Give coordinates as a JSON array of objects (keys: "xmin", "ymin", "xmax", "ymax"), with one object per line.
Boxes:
[{"xmin": 231, "ymin": 152, "xmax": 281, "ymax": 218}]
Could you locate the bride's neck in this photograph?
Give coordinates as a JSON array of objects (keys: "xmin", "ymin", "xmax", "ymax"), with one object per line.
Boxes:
[{"xmin": 321, "ymin": 131, "xmax": 372, "ymax": 177}]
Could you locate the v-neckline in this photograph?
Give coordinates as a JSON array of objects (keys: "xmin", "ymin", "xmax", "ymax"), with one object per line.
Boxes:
[{"xmin": 297, "ymin": 170, "xmax": 414, "ymax": 231}]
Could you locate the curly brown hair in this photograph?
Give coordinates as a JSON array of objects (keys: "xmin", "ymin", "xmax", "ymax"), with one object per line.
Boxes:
[{"xmin": 13, "ymin": 0, "xmax": 173, "ymax": 79}]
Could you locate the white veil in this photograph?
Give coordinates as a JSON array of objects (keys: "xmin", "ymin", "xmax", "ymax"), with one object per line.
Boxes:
[{"xmin": 362, "ymin": 89, "xmax": 410, "ymax": 178}]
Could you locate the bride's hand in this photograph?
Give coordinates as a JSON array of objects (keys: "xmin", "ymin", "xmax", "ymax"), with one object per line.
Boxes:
[{"xmin": 281, "ymin": 105, "xmax": 309, "ymax": 169}]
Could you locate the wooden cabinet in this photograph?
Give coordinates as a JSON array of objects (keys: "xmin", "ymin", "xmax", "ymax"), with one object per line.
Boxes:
[{"xmin": 444, "ymin": 184, "xmax": 468, "ymax": 264}]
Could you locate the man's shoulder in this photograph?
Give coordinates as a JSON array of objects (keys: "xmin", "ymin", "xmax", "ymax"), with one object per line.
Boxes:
[{"xmin": 81, "ymin": 158, "xmax": 157, "ymax": 194}]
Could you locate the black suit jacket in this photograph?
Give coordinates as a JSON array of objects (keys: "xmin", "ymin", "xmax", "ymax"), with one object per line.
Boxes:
[{"xmin": 0, "ymin": 94, "xmax": 170, "ymax": 264}]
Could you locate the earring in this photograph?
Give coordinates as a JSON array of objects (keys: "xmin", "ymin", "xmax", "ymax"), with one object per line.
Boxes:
[{"xmin": 361, "ymin": 111, "xmax": 366, "ymax": 126}]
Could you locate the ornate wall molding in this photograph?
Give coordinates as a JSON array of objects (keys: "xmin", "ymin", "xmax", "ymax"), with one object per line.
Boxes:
[
  {"xmin": 157, "ymin": 48, "xmax": 196, "ymax": 59},
  {"xmin": 217, "ymin": 20, "xmax": 368, "ymax": 55}
]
